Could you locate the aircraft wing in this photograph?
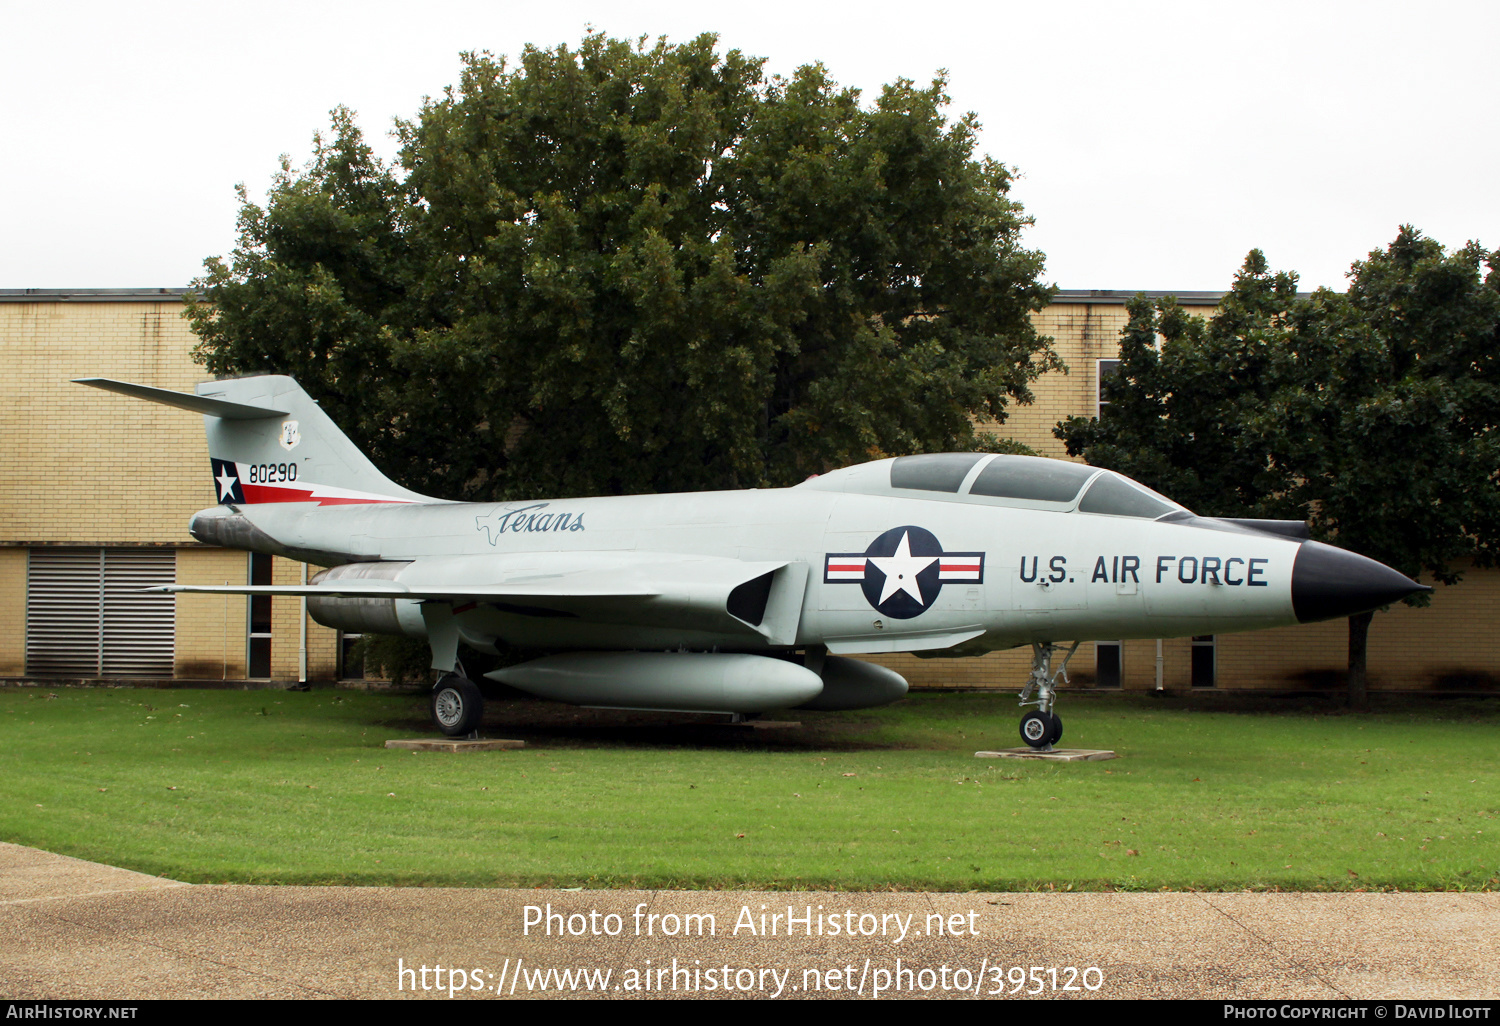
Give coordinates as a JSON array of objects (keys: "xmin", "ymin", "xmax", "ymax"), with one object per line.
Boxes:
[{"xmin": 153, "ymin": 552, "xmax": 810, "ymax": 644}]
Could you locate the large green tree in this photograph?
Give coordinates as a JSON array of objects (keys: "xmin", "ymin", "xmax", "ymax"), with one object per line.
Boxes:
[
  {"xmin": 1058, "ymin": 229, "xmax": 1500, "ymax": 704},
  {"xmin": 1055, "ymin": 251, "xmax": 1304, "ymax": 519},
  {"xmin": 188, "ymin": 33, "xmax": 1057, "ymax": 502}
]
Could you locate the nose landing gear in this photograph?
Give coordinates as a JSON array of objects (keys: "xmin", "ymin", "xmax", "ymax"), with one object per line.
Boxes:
[{"xmin": 1017, "ymin": 641, "xmax": 1077, "ymax": 750}]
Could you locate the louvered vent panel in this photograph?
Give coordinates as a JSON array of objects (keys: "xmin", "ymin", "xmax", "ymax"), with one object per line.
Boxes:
[
  {"xmin": 26, "ymin": 549, "xmax": 103, "ymax": 676},
  {"xmin": 102, "ymin": 549, "xmax": 176, "ymax": 677},
  {"xmin": 26, "ymin": 548, "xmax": 176, "ymax": 677}
]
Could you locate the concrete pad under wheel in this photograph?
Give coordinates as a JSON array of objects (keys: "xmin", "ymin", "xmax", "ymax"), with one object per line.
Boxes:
[
  {"xmin": 384, "ymin": 738, "xmax": 525, "ymax": 752},
  {"xmin": 975, "ymin": 747, "xmax": 1118, "ymax": 761}
]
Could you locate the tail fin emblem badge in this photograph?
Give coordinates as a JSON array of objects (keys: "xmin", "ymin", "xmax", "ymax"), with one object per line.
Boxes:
[{"xmin": 279, "ymin": 420, "xmax": 301, "ymax": 451}]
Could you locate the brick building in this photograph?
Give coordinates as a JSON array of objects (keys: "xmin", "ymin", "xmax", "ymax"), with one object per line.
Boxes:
[{"xmin": 2, "ymin": 288, "xmax": 1494, "ymax": 691}]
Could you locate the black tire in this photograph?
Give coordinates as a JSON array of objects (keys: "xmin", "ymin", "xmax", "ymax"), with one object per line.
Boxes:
[
  {"xmin": 1019, "ymin": 710, "xmax": 1053, "ymax": 749},
  {"xmin": 1046, "ymin": 713, "xmax": 1064, "ymax": 747},
  {"xmin": 432, "ymin": 676, "xmax": 484, "ymax": 737}
]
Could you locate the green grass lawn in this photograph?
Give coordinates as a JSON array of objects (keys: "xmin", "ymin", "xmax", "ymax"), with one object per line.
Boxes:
[{"xmin": 1, "ymin": 687, "xmax": 1496, "ymax": 891}]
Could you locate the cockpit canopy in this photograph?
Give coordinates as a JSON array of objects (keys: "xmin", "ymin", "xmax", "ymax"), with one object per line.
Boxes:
[{"xmin": 799, "ymin": 452, "xmax": 1188, "ymax": 519}]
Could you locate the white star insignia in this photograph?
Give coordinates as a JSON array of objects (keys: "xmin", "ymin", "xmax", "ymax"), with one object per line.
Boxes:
[
  {"xmin": 867, "ymin": 531, "xmax": 937, "ymax": 606},
  {"xmin": 216, "ymin": 466, "xmax": 239, "ymax": 502}
]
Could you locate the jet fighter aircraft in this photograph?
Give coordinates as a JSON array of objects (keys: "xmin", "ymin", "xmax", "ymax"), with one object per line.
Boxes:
[{"xmin": 77, "ymin": 375, "xmax": 1428, "ymax": 747}]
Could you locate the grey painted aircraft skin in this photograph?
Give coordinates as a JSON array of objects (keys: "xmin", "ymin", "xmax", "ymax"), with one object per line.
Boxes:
[{"xmin": 77, "ymin": 374, "xmax": 1427, "ymax": 744}]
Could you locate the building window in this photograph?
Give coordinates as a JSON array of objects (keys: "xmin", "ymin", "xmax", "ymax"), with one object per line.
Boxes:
[
  {"xmin": 247, "ymin": 552, "xmax": 272, "ymax": 678},
  {"xmin": 339, "ymin": 632, "xmax": 365, "ymax": 680},
  {"xmin": 1095, "ymin": 641, "xmax": 1122, "ymax": 688},
  {"xmin": 1191, "ymin": 635, "xmax": 1216, "ymax": 687},
  {"xmin": 1097, "ymin": 359, "xmax": 1121, "ymax": 418},
  {"xmin": 25, "ymin": 548, "xmax": 176, "ymax": 677}
]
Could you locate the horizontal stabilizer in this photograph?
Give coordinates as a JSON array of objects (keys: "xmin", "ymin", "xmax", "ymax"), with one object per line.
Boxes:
[
  {"xmin": 73, "ymin": 378, "xmax": 288, "ymax": 419},
  {"xmin": 148, "ymin": 582, "xmax": 660, "ymax": 603}
]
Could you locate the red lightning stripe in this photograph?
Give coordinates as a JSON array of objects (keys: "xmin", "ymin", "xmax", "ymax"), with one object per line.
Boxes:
[{"xmin": 238, "ymin": 483, "xmax": 411, "ymax": 506}]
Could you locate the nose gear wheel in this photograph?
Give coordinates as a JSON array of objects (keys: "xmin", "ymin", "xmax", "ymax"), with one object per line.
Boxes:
[{"xmin": 1019, "ymin": 710, "xmax": 1064, "ymax": 749}]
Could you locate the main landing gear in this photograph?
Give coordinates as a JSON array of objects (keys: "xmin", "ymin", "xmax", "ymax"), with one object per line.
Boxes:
[
  {"xmin": 432, "ymin": 673, "xmax": 484, "ymax": 738},
  {"xmin": 422, "ymin": 603, "xmax": 484, "ymax": 737},
  {"xmin": 1017, "ymin": 641, "xmax": 1077, "ymax": 750}
]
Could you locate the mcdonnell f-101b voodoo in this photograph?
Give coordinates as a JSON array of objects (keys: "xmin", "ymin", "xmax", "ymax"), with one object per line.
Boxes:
[{"xmin": 77, "ymin": 375, "xmax": 1427, "ymax": 747}]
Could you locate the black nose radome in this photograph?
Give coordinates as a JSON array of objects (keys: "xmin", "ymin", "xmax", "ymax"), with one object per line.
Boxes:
[{"xmin": 1291, "ymin": 541, "xmax": 1431, "ymax": 624}]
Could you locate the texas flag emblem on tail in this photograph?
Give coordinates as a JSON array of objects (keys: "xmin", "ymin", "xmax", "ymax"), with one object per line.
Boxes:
[{"xmin": 212, "ymin": 458, "xmax": 246, "ymax": 504}]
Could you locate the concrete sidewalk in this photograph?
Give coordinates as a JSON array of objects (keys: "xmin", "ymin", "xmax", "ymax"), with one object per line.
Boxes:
[{"xmin": 2, "ymin": 842, "xmax": 1496, "ymax": 1000}]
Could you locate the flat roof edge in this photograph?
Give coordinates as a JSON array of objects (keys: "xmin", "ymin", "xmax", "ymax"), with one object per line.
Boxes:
[
  {"xmin": 1051, "ymin": 289, "xmax": 1226, "ymax": 305},
  {"xmin": 5, "ymin": 287, "xmax": 1312, "ymax": 307},
  {"xmin": 0, "ymin": 288, "xmax": 192, "ymax": 303}
]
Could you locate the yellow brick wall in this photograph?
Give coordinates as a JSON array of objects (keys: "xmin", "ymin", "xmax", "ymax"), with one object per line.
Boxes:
[
  {"xmin": 877, "ymin": 648, "xmax": 1030, "ymax": 690},
  {"xmin": 0, "ymin": 301, "xmax": 210, "ymax": 543},
  {"xmin": 0, "ymin": 299, "xmax": 342, "ymax": 682},
  {"xmin": 0, "ymin": 548, "xmax": 26, "ymax": 676},
  {"xmin": 1374, "ymin": 567, "xmax": 1500, "ymax": 688},
  {"xmin": 984, "ymin": 302, "xmax": 1139, "ymax": 457},
  {"xmin": 1214, "ymin": 566, "xmax": 1500, "ymax": 690},
  {"xmin": 268, "ymin": 555, "xmax": 340, "ymax": 683},
  {"xmin": 173, "ymin": 547, "xmax": 248, "ymax": 680},
  {"xmin": 308, "ymin": 598, "xmax": 340, "ymax": 681},
  {"xmin": 156, "ymin": 550, "xmax": 344, "ymax": 683}
]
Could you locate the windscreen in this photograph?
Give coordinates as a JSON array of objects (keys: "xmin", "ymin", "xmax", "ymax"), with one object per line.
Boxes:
[{"xmin": 1077, "ymin": 472, "xmax": 1178, "ymax": 518}]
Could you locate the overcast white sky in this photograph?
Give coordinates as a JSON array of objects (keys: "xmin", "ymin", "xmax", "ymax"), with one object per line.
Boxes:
[{"xmin": 3, "ymin": 0, "xmax": 1495, "ymax": 292}]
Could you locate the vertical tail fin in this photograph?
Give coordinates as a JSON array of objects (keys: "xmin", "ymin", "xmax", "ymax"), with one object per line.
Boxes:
[{"xmin": 75, "ymin": 374, "xmax": 437, "ymax": 506}]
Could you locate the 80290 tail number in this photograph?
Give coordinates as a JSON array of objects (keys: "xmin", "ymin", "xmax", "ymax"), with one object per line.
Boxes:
[{"xmin": 247, "ymin": 462, "xmax": 298, "ymax": 483}]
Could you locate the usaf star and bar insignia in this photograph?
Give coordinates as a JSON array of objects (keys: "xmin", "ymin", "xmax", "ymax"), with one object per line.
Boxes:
[{"xmin": 824, "ymin": 525, "xmax": 984, "ymax": 619}]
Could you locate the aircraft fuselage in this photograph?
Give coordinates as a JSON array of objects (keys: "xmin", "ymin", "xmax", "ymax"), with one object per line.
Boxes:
[{"xmin": 188, "ymin": 483, "xmax": 1311, "ymax": 658}]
